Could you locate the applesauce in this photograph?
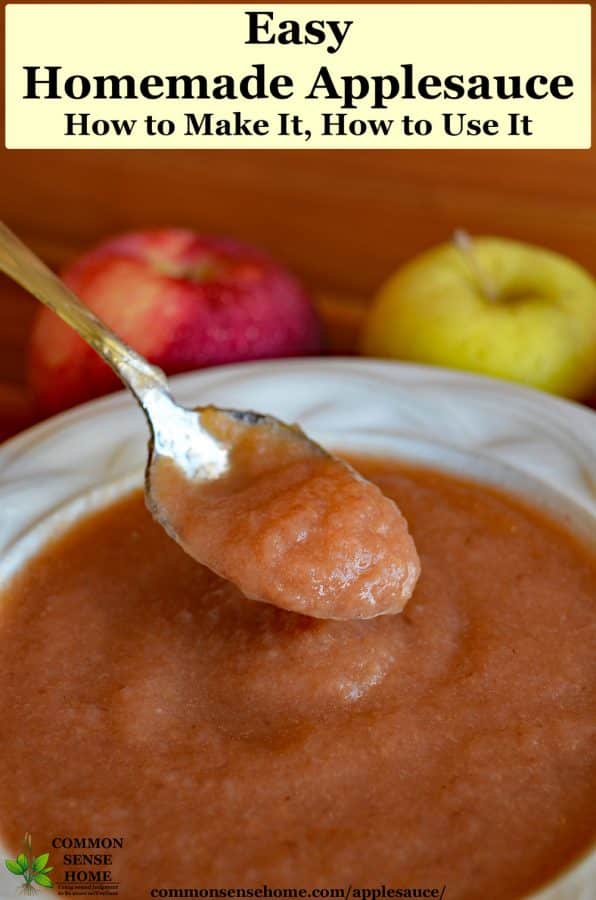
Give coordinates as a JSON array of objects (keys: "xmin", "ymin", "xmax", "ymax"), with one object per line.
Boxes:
[{"xmin": 0, "ymin": 457, "xmax": 594, "ymax": 900}]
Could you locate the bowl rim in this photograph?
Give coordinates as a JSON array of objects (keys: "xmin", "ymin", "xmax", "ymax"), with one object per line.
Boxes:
[{"xmin": 3, "ymin": 356, "xmax": 596, "ymax": 454}]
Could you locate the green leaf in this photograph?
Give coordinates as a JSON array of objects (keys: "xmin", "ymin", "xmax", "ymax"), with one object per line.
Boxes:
[
  {"xmin": 32, "ymin": 853, "xmax": 49, "ymax": 872},
  {"xmin": 17, "ymin": 853, "xmax": 28, "ymax": 871},
  {"xmin": 5, "ymin": 859, "xmax": 24, "ymax": 875},
  {"xmin": 34, "ymin": 873, "xmax": 53, "ymax": 887},
  {"xmin": 41, "ymin": 866, "xmax": 54, "ymax": 874}
]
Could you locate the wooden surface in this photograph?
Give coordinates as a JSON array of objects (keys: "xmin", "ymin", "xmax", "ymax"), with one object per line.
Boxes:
[
  {"xmin": 1, "ymin": 1, "xmax": 595, "ymax": 389},
  {"xmin": 3, "ymin": 146, "xmax": 596, "ymax": 383}
]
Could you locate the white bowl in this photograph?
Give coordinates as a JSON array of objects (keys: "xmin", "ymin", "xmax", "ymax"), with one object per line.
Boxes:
[{"xmin": 0, "ymin": 359, "xmax": 594, "ymax": 899}]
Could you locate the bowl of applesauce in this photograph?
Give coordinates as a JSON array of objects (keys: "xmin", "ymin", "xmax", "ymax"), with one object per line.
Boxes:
[{"xmin": 0, "ymin": 359, "xmax": 594, "ymax": 900}]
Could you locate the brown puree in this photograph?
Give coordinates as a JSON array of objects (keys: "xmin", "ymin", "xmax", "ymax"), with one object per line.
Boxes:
[{"xmin": 0, "ymin": 458, "xmax": 595, "ymax": 900}]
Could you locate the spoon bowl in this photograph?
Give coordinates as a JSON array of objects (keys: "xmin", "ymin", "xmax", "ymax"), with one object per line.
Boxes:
[{"xmin": 144, "ymin": 396, "xmax": 327, "ymax": 547}]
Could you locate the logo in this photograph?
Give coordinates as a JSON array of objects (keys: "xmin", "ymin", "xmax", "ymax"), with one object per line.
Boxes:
[{"xmin": 4, "ymin": 832, "xmax": 53, "ymax": 895}]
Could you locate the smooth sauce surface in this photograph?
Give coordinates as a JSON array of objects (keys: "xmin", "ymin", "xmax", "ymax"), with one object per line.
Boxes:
[{"xmin": 0, "ymin": 459, "xmax": 595, "ymax": 900}]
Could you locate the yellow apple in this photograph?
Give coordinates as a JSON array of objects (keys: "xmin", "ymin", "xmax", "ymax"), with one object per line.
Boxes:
[{"xmin": 361, "ymin": 237, "xmax": 596, "ymax": 399}]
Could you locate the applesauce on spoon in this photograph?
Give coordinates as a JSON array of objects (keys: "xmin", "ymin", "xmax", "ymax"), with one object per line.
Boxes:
[{"xmin": 149, "ymin": 408, "xmax": 420, "ymax": 619}]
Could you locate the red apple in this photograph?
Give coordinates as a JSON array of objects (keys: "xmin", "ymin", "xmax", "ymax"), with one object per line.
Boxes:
[
  {"xmin": 28, "ymin": 229, "xmax": 323, "ymax": 416},
  {"xmin": 0, "ymin": 383, "xmax": 36, "ymax": 442}
]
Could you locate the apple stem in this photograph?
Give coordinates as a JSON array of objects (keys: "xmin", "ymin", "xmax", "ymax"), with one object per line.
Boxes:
[{"xmin": 452, "ymin": 229, "xmax": 498, "ymax": 302}]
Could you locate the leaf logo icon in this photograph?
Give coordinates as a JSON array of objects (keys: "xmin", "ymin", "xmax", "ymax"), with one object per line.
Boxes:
[{"xmin": 4, "ymin": 833, "xmax": 53, "ymax": 895}]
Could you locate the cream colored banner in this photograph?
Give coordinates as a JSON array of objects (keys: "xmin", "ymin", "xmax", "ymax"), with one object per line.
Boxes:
[{"xmin": 4, "ymin": 4, "xmax": 592, "ymax": 149}]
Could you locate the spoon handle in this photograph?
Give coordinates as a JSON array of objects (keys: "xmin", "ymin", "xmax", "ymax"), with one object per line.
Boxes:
[{"xmin": 0, "ymin": 219, "xmax": 170, "ymax": 406}]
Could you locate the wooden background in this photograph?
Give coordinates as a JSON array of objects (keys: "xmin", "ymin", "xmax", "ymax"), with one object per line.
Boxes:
[{"xmin": 1, "ymin": 1, "xmax": 595, "ymax": 407}]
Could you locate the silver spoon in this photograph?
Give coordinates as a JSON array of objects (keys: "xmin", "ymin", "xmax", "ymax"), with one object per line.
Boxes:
[
  {"xmin": 0, "ymin": 220, "xmax": 325, "ymax": 523},
  {"xmin": 0, "ymin": 221, "xmax": 420, "ymax": 619}
]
